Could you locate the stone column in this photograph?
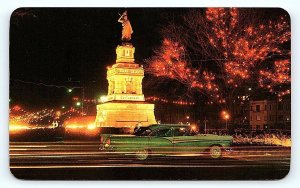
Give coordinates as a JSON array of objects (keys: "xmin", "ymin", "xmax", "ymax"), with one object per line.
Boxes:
[
  {"xmin": 123, "ymin": 79, "xmax": 127, "ymax": 93},
  {"xmin": 132, "ymin": 78, "xmax": 137, "ymax": 94},
  {"xmin": 108, "ymin": 80, "xmax": 112, "ymax": 95},
  {"xmin": 110, "ymin": 79, "xmax": 115, "ymax": 94},
  {"xmin": 115, "ymin": 80, "xmax": 120, "ymax": 94},
  {"xmin": 137, "ymin": 78, "xmax": 143, "ymax": 94}
]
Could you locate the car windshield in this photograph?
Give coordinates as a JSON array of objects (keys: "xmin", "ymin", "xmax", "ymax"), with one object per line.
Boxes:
[
  {"xmin": 173, "ymin": 127, "xmax": 197, "ymax": 136},
  {"xmin": 149, "ymin": 129, "xmax": 172, "ymax": 137},
  {"xmin": 134, "ymin": 126, "xmax": 197, "ymax": 136}
]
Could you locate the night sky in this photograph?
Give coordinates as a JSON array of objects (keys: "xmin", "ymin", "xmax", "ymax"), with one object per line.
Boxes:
[
  {"xmin": 10, "ymin": 8, "xmax": 186, "ymax": 108},
  {"xmin": 9, "ymin": 8, "xmax": 289, "ymax": 109}
]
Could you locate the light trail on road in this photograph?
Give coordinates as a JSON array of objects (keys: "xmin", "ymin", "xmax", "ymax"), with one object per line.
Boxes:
[{"xmin": 9, "ymin": 141, "xmax": 291, "ymax": 180}]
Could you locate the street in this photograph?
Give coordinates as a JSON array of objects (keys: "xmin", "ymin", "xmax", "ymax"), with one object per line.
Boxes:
[{"xmin": 10, "ymin": 141, "xmax": 290, "ymax": 180}]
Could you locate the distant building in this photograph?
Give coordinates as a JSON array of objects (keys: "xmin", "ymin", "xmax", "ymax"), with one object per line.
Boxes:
[
  {"xmin": 249, "ymin": 99, "xmax": 291, "ymax": 130},
  {"xmin": 277, "ymin": 99, "xmax": 291, "ymax": 130},
  {"xmin": 232, "ymin": 95, "xmax": 250, "ymax": 129}
]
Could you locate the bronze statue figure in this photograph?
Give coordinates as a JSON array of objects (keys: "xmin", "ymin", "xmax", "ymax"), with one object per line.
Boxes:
[{"xmin": 118, "ymin": 10, "xmax": 133, "ymax": 42}]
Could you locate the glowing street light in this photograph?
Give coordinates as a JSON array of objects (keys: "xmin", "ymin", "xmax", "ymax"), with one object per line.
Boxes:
[
  {"xmin": 66, "ymin": 86, "xmax": 85, "ymax": 115},
  {"xmin": 221, "ymin": 110, "xmax": 230, "ymax": 130},
  {"xmin": 76, "ymin": 101, "xmax": 81, "ymax": 107},
  {"xmin": 185, "ymin": 115, "xmax": 190, "ymax": 125}
]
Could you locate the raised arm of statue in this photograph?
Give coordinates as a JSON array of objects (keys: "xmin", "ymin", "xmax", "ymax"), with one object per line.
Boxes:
[{"xmin": 118, "ymin": 12, "xmax": 124, "ymax": 23}]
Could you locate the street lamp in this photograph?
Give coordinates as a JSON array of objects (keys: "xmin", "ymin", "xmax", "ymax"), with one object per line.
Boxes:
[
  {"xmin": 66, "ymin": 85, "xmax": 85, "ymax": 115},
  {"xmin": 221, "ymin": 110, "xmax": 230, "ymax": 130},
  {"xmin": 185, "ymin": 115, "xmax": 190, "ymax": 125},
  {"xmin": 204, "ymin": 116, "xmax": 208, "ymax": 134},
  {"xmin": 224, "ymin": 114, "xmax": 229, "ymax": 129}
]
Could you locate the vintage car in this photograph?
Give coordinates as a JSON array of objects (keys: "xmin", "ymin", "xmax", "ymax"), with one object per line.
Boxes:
[{"xmin": 100, "ymin": 124, "xmax": 233, "ymax": 160}]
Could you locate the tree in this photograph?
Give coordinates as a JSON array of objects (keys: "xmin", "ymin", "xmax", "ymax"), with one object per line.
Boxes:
[{"xmin": 145, "ymin": 8, "xmax": 291, "ymax": 108}]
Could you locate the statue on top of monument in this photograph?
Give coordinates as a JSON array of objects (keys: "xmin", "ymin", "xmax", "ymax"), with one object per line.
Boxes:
[{"xmin": 118, "ymin": 10, "xmax": 133, "ymax": 42}]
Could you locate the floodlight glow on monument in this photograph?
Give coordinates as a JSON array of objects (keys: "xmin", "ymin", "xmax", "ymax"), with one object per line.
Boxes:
[
  {"xmin": 95, "ymin": 11, "xmax": 156, "ymax": 130},
  {"xmin": 99, "ymin": 95, "xmax": 108, "ymax": 103}
]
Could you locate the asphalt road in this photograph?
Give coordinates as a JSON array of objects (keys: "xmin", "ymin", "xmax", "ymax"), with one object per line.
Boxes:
[{"xmin": 9, "ymin": 141, "xmax": 291, "ymax": 180}]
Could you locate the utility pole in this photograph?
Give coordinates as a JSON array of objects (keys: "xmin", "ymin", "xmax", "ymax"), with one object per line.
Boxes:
[
  {"xmin": 204, "ymin": 116, "xmax": 208, "ymax": 134},
  {"xmin": 82, "ymin": 86, "xmax": 84, "ymax": 115}
]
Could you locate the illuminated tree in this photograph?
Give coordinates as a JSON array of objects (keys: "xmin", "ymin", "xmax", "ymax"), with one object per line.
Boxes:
[
  {"xmin": 146, "ymin": 8, "xmax": 290, "ymax": 106},
  {"xmin": 146, "ymin": 38, "xmax": 224, "ymax": 103}
]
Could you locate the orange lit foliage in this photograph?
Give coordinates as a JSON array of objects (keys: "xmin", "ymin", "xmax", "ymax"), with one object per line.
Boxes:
[
  {"xmin": 147, "ymin": 39, "xmax": 224, "ymax": 103},
  {"xmin": 258, "ymin": 59, "xmax": 291, "ymax": 97},
  {"xmin": 146, "ymin": 8, "xmax": 290, "ymax": 102},
  {"xmin": 205, "ymin": 8, "xmax": 290, "ymax": 86}
]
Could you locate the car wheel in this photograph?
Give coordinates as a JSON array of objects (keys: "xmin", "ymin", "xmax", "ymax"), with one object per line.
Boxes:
[
  {"xmin": 136, "ymin": 149, "xmax": 149, "ymax": 160},
  {"xmin": 209, "ymin": 145, "xmax": 222, "ymax": 159}
]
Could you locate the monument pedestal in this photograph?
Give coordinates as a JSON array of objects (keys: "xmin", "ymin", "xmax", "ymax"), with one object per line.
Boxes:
[
  {"xmin": 96, "ymin": 102, "xmax": 156, "ymax": 128},
  {"xmin": 95, "ymin": 43, "xmax": 156, "ymax": 129}
]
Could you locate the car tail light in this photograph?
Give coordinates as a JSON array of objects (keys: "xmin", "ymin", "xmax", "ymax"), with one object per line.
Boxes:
[
  {"xmin": 104, "ymin": 138, "xmax": 111, "ymax": 148},
  {"xmin": 106, "ymin": 138, "xmax": 111, "ymax": 145}
]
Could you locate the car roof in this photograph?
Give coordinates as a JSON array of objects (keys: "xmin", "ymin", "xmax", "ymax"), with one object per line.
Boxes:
[{"xmin": 148, "ymin": 124, "xmax": 189, "ymax": 131}]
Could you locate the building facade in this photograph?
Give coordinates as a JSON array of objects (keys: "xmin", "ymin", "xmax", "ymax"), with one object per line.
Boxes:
[{"xmin": 249, "ymin": 99, "xmax": 291, "ymax": 130}]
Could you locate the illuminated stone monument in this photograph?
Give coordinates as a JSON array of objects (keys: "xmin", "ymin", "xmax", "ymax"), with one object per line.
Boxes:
[{"xmin": 95, "ymin": 11, "xmax": 156, "ymax": 129}]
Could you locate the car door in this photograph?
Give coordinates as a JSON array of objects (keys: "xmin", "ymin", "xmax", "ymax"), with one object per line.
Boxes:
[
  {"xmin": 148, "ymin": 128, "xmax": 173, "ymax": 156},
  {"xmin": 172, "ymin": 127, "xmax": 199, "ymax": 155}
]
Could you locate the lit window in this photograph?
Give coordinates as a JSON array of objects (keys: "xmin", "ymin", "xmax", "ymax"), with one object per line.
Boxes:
[{"xmin": 256, "ymin": 115, "xmax": 261, "ymax": 121}]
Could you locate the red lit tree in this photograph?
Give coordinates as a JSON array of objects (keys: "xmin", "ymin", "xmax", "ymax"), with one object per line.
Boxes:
[{"xmin": 146, "ymin": 8, "xmax": 290, "ymax": 108}]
